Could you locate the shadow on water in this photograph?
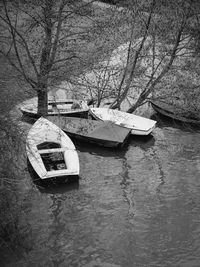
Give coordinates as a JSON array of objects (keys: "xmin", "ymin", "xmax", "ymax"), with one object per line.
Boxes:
[
  {"xmin": 21, "ymin": 114, "xmax": 37, "ymax": 124},
  {"xmin": 39, "ymin": 180, "xmax": 79, "ymax": 194},
  {"xmin": 128, "ymin": 133, "xmax": 155, "ymax": 150},
  {"xmin": 27, "ymin": 159, "xmax": 79, "ymax": 194},
  {"xmin": 76, "ymin": 138, "xmax": 130, "ymax": 158}
]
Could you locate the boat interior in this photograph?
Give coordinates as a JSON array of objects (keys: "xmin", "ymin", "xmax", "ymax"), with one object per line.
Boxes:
[{"xmin": 37, "ymin": 142, "xmax": 67, "ymax": 172}]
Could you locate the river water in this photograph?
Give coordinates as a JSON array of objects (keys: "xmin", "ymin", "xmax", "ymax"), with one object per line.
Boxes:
[{"xmin": 3, "ymin": 115, "xmax": 200, "ymax": 267}]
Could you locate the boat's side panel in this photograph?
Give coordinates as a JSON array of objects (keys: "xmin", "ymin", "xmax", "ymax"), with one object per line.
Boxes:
[
  {"xmin": 26, "ymin": 143, "xmax": 47, "ymax": 178},
  {"xmin": 63, "ymin": 150, "xmax": 80, "ymax": 175},
  {"xmin": 131, "ymin": 126, "xmax": 156, "ymax": 135},
  {"xmin": 54, "ymin": 129, "xmax": 122, "ymax": 148}
]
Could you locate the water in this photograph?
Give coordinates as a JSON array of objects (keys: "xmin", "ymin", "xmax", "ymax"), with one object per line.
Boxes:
[{"xmin": 3, "ymin": 118, "xmax": 200, "ymax": 267}]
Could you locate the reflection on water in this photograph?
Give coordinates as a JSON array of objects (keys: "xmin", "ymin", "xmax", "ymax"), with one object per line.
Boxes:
[{"xmin": 4, "ymin": 116, "xmax": 200, "ymax": 266}]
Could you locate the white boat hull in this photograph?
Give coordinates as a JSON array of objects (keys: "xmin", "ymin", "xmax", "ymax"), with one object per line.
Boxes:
[
  {"xmin": 20, "ymin": 97, "xmax": 89, "ymax": 116},
  {"xmin": 89, "ymin": 108, "xmax": 156, "ymax": 135},
  {"xmin": 26, "ymin": 117, "xmax": 79, "ymax": 179}
]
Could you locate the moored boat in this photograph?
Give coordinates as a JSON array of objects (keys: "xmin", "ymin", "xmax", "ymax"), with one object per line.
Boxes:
[
  {"xmin": 26, "ymin": 117, "xmax": 79, "ymax": 179},
  {"xmin": 47, "ymin": 116, "xmax": 131, "ymax": 148},
  {"xmin": 150, "ymin": 100, "xmax": 200, "ymax": 125},
  {"xmin": 89, "ymin": 107, "xmax": 156, "ymax": 135},
  {"xmin": 20, "ymin": 97, "xmax": 89, "ymax": 118}
]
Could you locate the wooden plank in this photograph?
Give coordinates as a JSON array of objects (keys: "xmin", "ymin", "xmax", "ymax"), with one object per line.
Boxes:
[
  {"xmin": 48, "ymin": 101, "xmax": 73, "ymax": 105},
  {"xmin": 38, "ymin": 147, "xmax": 69, "ymax": 154},
  {"xmin": 44, "ymin": 169, "xmax": 78, "ymax": 179}
]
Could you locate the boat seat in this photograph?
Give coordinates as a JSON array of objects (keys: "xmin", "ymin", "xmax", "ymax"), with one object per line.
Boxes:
[
  {"xmin": 48, "ymin": 101, "xmax": 73, "ymax": 105},
  {"xmin": 38, "ymin": 147, "xmax": 69, "ymax": 154},
  {"xmin": 43, "ymin": 169, "xmax": 78, "ymax": 179}
]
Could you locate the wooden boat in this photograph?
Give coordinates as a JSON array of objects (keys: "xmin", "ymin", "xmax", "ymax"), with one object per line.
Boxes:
[
  {"xmin": 150, "ymin": 100, "xmax": 200, "ymax": 125},
  {"xmin": 26, "ymin": 117, "xmax": 79, "ymax": 179},
  {"xmin": 47, "ymin": 116, "xmax": 131, "ymax": 148},
  {"xmin": 89, "ymin": 107, "xmax": 156, "ymax": 135},
  {"xmin": 20, "ymin": 97, "xmax": 89, "ymax": 118}
]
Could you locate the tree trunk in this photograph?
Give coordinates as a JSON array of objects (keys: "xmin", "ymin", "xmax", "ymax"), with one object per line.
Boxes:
[
  {"xmin": 110, "ymin": 2, "xmax": 155, "ymax": 110},
  {"xmin": 127, "ymin": 91, "xmax": 148, "ymax": 113},
  {"xmin": 36, "ymin": 0, "xmax": 53, "ymax": 116},
  {"xmin": 127, "ymin": 13, "xmax": 186, "ymax": 114},
  {"xmin": 37, "ymin": 85, "xmax": 48, "ymax": 116}
]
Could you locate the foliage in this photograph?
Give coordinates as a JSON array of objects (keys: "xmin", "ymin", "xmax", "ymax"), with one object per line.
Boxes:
[
  {"xmin": 0, "ymin": 57, "xmax": 32, "ymax": 264},
  {"xmin": 0, "ymin": 113, "xmax": 32, "ymax": 264}
]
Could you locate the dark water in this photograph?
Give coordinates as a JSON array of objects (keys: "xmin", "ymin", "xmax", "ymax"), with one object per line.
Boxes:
[{"xmin": 4, "ymin": 119, "xmax": 200, "ymax": 267}]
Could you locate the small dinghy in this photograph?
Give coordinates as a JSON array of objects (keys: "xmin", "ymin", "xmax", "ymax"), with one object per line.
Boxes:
[
  {"xmin": 89, "ymin": 108, "xmax": 156, "ymax": 135},
  {"xmin": 20, "ymin": 97, "xmax": 89, "ymax": 118},
  {"xmin": 47, "ymin": 116, "xmax": 131, "ymax": 148},
  {"xmin": 26, "ymin": 117, "xmax": 79, "ymax": 179}
]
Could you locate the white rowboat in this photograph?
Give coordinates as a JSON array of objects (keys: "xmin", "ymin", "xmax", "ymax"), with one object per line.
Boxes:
[
  {"xmin": 20, "ymin": 97, "xmax": 89, "ymax": 117},
  {"xmin": 89, "ymin": 107, "xmax": 156, "ymax": 135},
  {"xmin": 26, "ymin": 117, "xmax": 79, "ymax": 179}
]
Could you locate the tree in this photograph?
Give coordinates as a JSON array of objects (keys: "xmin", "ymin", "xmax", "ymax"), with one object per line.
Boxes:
[
  {"xmin": 1, "ymin": 0, "xmax": 200, "ymax": 117},
  {"xmin": 0, "ymin": 0, "xmax": 96, "ymax": 116}
]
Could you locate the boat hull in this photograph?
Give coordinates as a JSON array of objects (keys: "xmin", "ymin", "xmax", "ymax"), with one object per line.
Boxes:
[
  {"xmin": 89, "ymin": 108, "xmax": 156, "ymax": 136},
  {"xmin": 20, "ymin": 97, "xmax": 89, "ymax": 118},
  {"xmin": 26, "ymin": 117, "xmax": 80, "ymax": 180},
  {"xmin": 47, "ymin": 116, "xmax": 131, "ymax": 148},
  {"xmin": 151, "ymin": 100, "xmax": 200, "ymax": 125}
]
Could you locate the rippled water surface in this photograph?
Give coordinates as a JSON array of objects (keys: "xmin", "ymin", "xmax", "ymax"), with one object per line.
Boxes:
[{"xmin": 5, "ymin": 119, "xmax": 200, "ymax": 266}]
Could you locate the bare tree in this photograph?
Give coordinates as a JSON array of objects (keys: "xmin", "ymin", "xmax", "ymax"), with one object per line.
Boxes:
[
  {"xmin": 0, "ymin": 0, "xmax": 96, "ymax": 116},
  {"xmin": 102, "ymin": 0, "xmax": 199, "ymax": 113}
]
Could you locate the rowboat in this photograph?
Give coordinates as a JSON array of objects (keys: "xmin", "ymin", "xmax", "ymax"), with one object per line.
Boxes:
[
  {"xmin": 47, "ymin": 116, "xmax": 131, "ymax": 148},
  {"xmin": 20, "ymin": 97, "xmax": 89, "ymax": 118},
  {"xmin": 26, "ymin": 117, "xmax": 79, "ymax": 179},
  {"xmin": 89, "ymin": 107, "xmax": 156, "ymax": 135},
  {"xmin": 150, "ymin": 100, "xmax": 200, "ymax": 125}
]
